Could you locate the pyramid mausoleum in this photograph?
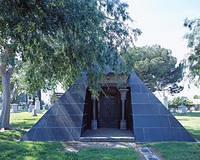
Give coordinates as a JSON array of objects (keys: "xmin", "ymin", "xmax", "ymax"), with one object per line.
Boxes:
[{"xmin": 22, "ymin": 72, "xmax": 195, "ymax": 142}]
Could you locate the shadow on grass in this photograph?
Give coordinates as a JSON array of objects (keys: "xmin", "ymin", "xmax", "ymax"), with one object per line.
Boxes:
[
  {"xmin": 188, "ymin": 129, "xmax": 200, "ymax": 141},
  {"xmin": 0, "ymin": 130, "xmax": 23, "ymax": 141},
  {"xmin": 0, "ymin": 141, "xmax": 77, "ymax": 160},
  {"xmin": 175, "ymin": 112, "xmax": 200, "ymax": 117},
  {"xmin": 0, "ymin": 141, "xmax": 140, "ymax": 160}
]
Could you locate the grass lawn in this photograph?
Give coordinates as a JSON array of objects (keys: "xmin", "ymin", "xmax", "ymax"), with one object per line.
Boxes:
[
  {"xmin": 175, "ymin": 112, "xmax": 200, "ymax": 141},
  {"xmin": 0, "ymin": 112, "xmax": 139, "ymax": 160},
  {"xmin": 1, "ymin": 111, "xmax": 200, "ymax": 160},
  {"xmin": 150, "ymin": 143, "xmax": 200, "ymax": 160},
  {"xmin": 149, "ymin": 112, "xmax": 200, "ymax": 160},
  {"xmin": 0, "ymin": 112, "xmax": 44, "ymax": 141}
]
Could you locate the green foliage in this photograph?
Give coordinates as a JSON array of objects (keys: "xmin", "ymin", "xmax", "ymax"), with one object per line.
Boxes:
[
  {"xmin": 0, "ymin": 0, "xmax": 138, "ymax": 94},
  {"xmin": 169, "ymin": 97, "xmax": 193, "ymax": 109},
  {"xmin": 123, "ymin": 45, "xmax": 183, "ymax": 92},
  {"xmin": 184, "ymin": 18, "xmax": 200, "ymax": 83},
  {"xmin": 193, "ymin": 95, "xmax": 200, "ymax": 99}
]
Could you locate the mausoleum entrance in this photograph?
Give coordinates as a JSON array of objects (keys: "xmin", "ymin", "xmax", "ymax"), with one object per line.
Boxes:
[
  {"xmin": 81, "ymin": 73, "xmax": 134, "ymax": 140},
  {"xmin": 81, "ymin": 86, "xmax": 133, "ymax": 139}
]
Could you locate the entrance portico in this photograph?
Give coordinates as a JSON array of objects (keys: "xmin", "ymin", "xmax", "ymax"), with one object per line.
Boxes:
[
  {"xmin": 81, "ymin": 72, "xmax": 134, "ymax": 139},
  {"xmin": 91, "ymin": 87, "xmax": 130, "ymax": 130}
]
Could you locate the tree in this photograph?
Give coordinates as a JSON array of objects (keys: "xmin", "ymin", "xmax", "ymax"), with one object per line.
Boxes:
[
  {"xmin": 169, "ymin": 97, "xmax": 193, "ymax": 109},
  {"xmin": 193, "ymin": 95, "xmax": 200, "ymax": 99},
  {"xmin": 122, "ymin": 45, "xmax": 184, "ymax": 92},
  {"xmin": 184, "ymin": 18, "xmax": 200, "ymax": 83},
  {"xmin": 0, "ymin": 0, "xmax": 137, "ymax": 129}
]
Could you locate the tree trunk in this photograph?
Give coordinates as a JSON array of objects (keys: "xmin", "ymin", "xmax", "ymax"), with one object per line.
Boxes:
[{"xmin": 0, "ymin": 70, "xmax": 12, "ymax": 129}]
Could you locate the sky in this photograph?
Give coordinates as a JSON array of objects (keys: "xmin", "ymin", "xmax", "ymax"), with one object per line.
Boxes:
[
  {"xmin": 125, "ymin": 0, "xmax": 200, "ymax": 100},
  {"xmin": 126, "ymin": 0, "xmax": 200, "ymax": 62}
]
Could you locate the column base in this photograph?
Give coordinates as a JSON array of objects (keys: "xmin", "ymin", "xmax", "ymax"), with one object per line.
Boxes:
[
  {"xmin": 91, "ymin": 120, "xmax": 97, "ymax": 130},
  {"xmin": 120, "ymin": 120, "xmax": 127, "ymax": 130}
]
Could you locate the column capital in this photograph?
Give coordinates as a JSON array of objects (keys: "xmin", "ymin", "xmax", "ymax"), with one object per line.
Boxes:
[
  {"xmin": 91, "ymin": 95, "xmax": 96, "ymax": 100},
  {"xmin": 119, "ymin": 88, "xmax": 129, "ymax": 101}
]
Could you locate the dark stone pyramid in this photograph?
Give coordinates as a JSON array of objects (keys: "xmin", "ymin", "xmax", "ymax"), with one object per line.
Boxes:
[
  {"xmin": 22, "ymin": 73, "xmax": 195, "ymax": 142},
  {"xmin": 22, "ymin": 74, "xmax": 87, "ymax": 141},
  {"xmin": 128, "ymin": 73, "xmax": 195, "ymax": 142}
]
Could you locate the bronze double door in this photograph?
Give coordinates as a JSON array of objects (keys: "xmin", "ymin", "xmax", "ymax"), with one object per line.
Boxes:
[{"xmin": 98, "ymin": 96, "xmax": 120, "ymax": 128}]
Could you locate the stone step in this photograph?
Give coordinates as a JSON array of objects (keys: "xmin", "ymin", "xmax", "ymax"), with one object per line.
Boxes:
[{"xmin": 79, "ymin": 136, "xmax": 135, "ymax": 142}]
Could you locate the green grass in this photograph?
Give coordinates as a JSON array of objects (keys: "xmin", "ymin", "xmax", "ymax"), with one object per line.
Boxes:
[
  {"xmin": 11, "ymin": 112, "xmax": 44, "ymax": 130},
  {"xmin": 0, "ymin": 141, "xmax": 138, "ymax": 160},
  {"xmin": 0, "ymin": 112, "xmax": 43, "ymax": 141},
  {"xmin": 0, "ymin": 141, "xmax": 77, "ymax": 160},
  {"xmin": 1, "ymin": 111, "xmax": 200, "ymax": 160},
  {"xmin": 149, "ymin": 112, "xmax": 200, "ymax": 160},
  {"xmin": 78, "ymin": 148, "xmax": 138, "ymax": 160},
  {"xmin": 175, "ymin": 112, "xmax": 200, "ymax": 141},
  {"xmin": 0, "ymin": 112, "xmax": 139, "ymax": 160},
  {"xmin": 150, "ymin": 143, "xmax": 200, "ymax": 160}
]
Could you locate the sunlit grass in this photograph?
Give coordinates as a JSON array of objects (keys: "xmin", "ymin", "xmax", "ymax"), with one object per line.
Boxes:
[
  {"xmin": 0, "ymin": 112, "xmax": 44, "ymax": 141},
  {"xmin": 175, "ymin": 112, "xmax": 200, "ymax": 141},
  {"xmin": 11, "ymin": 112, "xmax": 44, "ymax": 130}
]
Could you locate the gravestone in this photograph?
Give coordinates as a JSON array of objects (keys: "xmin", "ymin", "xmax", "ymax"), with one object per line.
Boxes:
[
  {"xmin": 35, "ymin": 98, "xmax": 41, "ymax": 112},
  {"xmin": 178, "ymin": 105, "xmax": 187, "ymax": 114},
  {"xmin": 11, "ymin": 104, "xmax": 18, "ymax": 113}
]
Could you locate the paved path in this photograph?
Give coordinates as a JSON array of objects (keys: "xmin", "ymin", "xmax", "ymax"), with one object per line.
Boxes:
[
  {"xmin": 137, "ymin": 147, "xmax": 161, "ymax": 160},
  {"xmin": 63, "ymin": 142, "xmax": 162, "ymax": 160},
  {"xmin": 63, "ymin": 141, "xmax": 137, "ymax": 152}
]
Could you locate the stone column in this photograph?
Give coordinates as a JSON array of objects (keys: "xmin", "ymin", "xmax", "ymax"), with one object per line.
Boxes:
[
  {"xmin": 91, "ymin": 96, "xmax": 97, "ymax": 130},
  {"xmin": 97, "ymin": 101, "xmax": 100, "ymax": 121},
  {"xmin": 119, "ymin": 88, "xmax": 128, "ymax": 130}
]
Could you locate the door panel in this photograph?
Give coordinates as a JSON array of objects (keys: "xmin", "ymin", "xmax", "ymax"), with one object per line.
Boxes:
[{"xmin": 99, "ymin": 96, "xmax": 118, "ymax": 128}]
